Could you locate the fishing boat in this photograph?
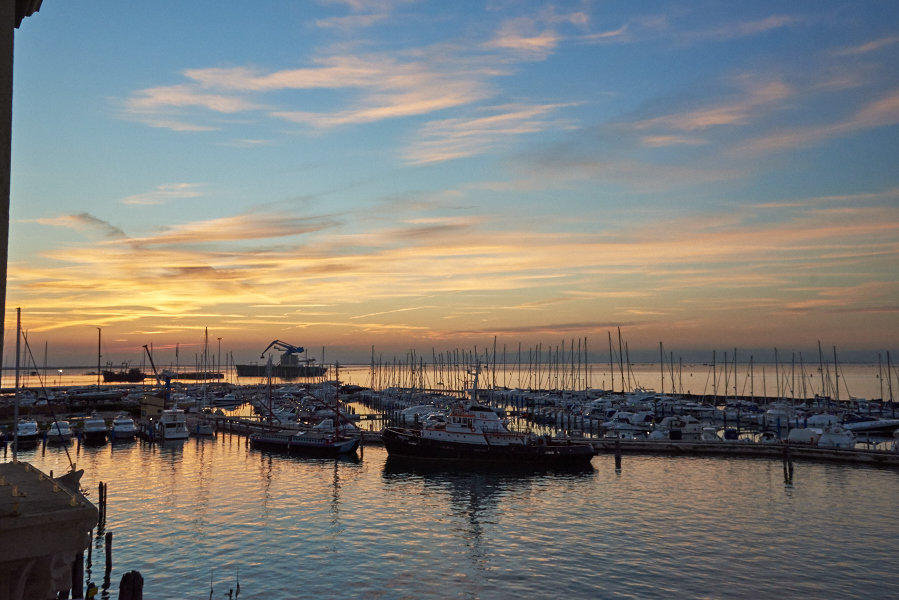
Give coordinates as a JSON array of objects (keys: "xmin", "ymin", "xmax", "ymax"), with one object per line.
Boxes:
[
  {"xmin": 81, "ymin": 415, "xmax": 108, "ymax": 445},
  {"xmin": 46, "ymin": 420, "xmax": 74, "ymax": 444},
  {"xmin": 382, "ymin": 367, "xmax": 594, "ymax": 468}
]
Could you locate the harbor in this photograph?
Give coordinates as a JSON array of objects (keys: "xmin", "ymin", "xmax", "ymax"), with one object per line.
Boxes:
[{"xmin": 8, "ymin": 431, "xmax": 899, "ymax": 599}]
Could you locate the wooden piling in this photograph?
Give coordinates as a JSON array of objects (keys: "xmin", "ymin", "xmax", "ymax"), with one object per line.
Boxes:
[
  {"xmin": 118, "ymin": 570, "xmax": 143, "ymax": 600},
  {"xmin": 104, "ymin": 531, "xmax": 113, "ymax": 578},
  {"xmin": 782, "ymin": 444, "xmax": 794, "ymax": 484},
  {"xmin": 72, "ymin": 551, "xmax": 84, "ymax": 599},
  {"xmin": 614, "ymin": 440, "xmax": 622, "ymax": 470}
]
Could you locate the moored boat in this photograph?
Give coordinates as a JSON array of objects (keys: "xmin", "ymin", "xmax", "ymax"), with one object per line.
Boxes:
[
  {"xmin": 81, "ymin": 415, "xmax": 108, "ymax": 445},
  {"xmin": 156, "ymin": 409, "xmax": 190, "ymax": 440},
  {"xmin": 109, "ymin": 414, "xmax": 137, "ymax": 441},
  {"xmin": 46, "ymin": 420, "xmax": 74, "ymax": 444},
  {"xmin": 382, "ymin": 368, "xmax": 594, "ymax": 468},
  {"xmin": 249, "ymin": 429, "xmax": 360, "ymax": 455},
  {"xmin": 13, "ymin": 418, "xmax": 41, "ymax": 446}
]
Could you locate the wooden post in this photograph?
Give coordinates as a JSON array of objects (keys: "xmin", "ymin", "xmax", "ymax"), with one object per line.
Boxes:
[
  {"xmin": 614, "ymin": 439, "xmax": 622, "ymax": 470},
  {"xmin": 118, "ymin": 571, "xmax": 143, "ymax": 600},
  {"xmin": 104, "ymin": 531, "xmax": 113, "ymax": 580},
  {"xmin": 72, "ymin": 551, "xmax": 85, "ymax": 599}
]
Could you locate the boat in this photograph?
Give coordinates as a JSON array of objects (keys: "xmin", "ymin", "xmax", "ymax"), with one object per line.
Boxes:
[
  {"xmin": 81, "ymin": 415, "xmax": 108, "ymax": 445},
  {"xmin": 841, "ymin": 414, "xmax": 899, "ymax": 435},
  {"xmin": 249, "ymin": 428, "xmax": 360, "ymax": 455},
  {"xmin": 381, "ymin": 367, "xmax": 594, "ymax": 468},
  {"xmin": 817, "ymin": 424, "xmax": 856, "ymax": 449},
  {"xmin": 102, "ymin": 362, "xmax": 146, "ymax": 383},
  {"xmin": 46, "ymin": 420, "xmax": 74, "ymax": 444},
  {"xmin": 236, "ymin": 340, "xmax": 327, "ymax": 379},
  {"xmin": 155, "ymin": 409, "xmax": 190, "ymax": 440},
  {"xmin": 109, "ymin": 414, "xmax": 137, "ymax": 441},
  {"xmin": 13, "ymin": 418, "xmax": 41, "ymax": 446}
]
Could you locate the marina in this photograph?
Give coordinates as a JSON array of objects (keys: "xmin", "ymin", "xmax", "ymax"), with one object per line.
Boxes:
[{"xmin": 7, "ymin": 434, "xmax": 898, "ymax": 599}]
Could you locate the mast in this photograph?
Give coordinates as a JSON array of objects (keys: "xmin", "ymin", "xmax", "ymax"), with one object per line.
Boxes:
[
  {"xmin": 97, "ymin": 327, "xmax": 101, "ymax": 389},
  {"xmin": 833, "ymin": 346, "xmax": 840, "ymax": 403},
  {"xmin": 608, "ymin": 331, "xmax": 614, "ymax": 393},
  {"xmin": 12, "ymin": 307, "xmax": 20, "ymax": 460},
  {"xmin": 659, "ymin": 341, "xmax": 664, "ymax": 396}
]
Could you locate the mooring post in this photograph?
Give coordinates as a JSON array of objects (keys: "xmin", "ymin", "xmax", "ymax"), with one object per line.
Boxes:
[
  {"xmin": 104, "ymin": 531, "xmax": 113, "ymax": 580},
  {"xmin": 782, "ymin": 444, "xmax": 793, "ymax": 484},
  {"xmin": 614, "ymin": 439, "xmax": 622, "ymax": 470},
  {"xmin": 118, "ymin": 570, "xmax": 143, "ymax": 600},
  {"xmin": 71, "ymin": 551, "xmax": 85, "ymax": 599}
]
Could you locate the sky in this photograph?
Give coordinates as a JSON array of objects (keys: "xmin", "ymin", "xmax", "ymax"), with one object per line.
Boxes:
[{"xmin": 4, "ymin": 1, "xmax": 899, "ymax": 368}]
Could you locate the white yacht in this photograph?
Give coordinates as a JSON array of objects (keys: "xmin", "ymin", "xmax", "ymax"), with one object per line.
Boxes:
[
  {"xmin": 156, "ymin": 409, "xmax": 190, "ymax": 440},
  {"xmin": 47, "ymin": 420, "xmax": 74, "ymax": 444},
  {"xmin": 14, "ymin": 418, "xmax": 41, "ymax": 445},
  {"xmin": 110, "ymin": 414, "xmax": 137, "ymax": 441},
  {"xmin": 81, "ymin": 415, "xmax": 108, "ymax": 445}
]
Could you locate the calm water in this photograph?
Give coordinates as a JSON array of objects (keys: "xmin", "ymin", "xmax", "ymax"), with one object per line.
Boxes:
[{"xmin": 8, "ymin": 436, "xmax": 899, "ymax": 599}]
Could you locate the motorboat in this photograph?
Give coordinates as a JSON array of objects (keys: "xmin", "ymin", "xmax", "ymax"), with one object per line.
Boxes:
[
  {"xmin": 109, "ymin": 414, "xmax": 137, "ymax": 441},
  {"xmin": 81, "ymin": 415, "xmax": 108, "ymax": 445},
  {"xmin": 649, "ymin": 415, "xmax": 702, "ymax": 441},
  {"xmin": 46, "ymin": 420, "xmax": 74, "ymax": 444},
  {"xmin": 13, "ymin": 418, "xmax": 41, "ymax": 446},
  {"xmin": 156, "ymin": 409, "xmax": 190, "ymax": 440},
  {"xmin": 817, "ymin": 424, "xmax": 856, "ymax": 449}
]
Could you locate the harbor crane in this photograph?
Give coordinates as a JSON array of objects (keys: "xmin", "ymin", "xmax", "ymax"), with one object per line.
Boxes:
[{"xmin": 259, "ymin": 340, "xmax": 306, "ymax": 359}]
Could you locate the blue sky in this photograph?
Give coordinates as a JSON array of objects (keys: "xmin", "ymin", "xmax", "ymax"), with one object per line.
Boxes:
[{"xmin": 6, "ymin": 1, "xmax": 899, "ymax": 365}]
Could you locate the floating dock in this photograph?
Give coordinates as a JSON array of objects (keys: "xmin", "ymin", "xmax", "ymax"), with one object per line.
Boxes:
[{"xmin": 590, "ymin": 439, "xmax": 899, "ymax": 467}]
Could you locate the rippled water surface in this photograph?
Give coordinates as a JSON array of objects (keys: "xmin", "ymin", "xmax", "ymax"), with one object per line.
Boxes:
[{"xmin": 11, "ymin": 436, "xmax": 899, "ymax": 599}]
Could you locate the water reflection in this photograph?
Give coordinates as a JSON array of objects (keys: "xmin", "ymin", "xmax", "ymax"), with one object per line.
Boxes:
[{"xmin": 382, "ymin": 460, "xmax": 596, "ymax": 579}]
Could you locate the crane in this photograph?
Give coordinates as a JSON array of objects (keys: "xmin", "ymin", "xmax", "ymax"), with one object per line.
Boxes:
[
  {"xmin": 143, "ymin": 344, "xmax": 172, "ymax": 408},
  {"xmin": 259, "ymin": 340, "xmax": 305, "ymax": 359}
]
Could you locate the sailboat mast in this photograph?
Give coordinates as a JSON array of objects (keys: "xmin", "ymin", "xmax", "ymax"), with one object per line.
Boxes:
[
  {"xmin": 97, "ymin": 327, "xmax": 101, "ymax": 389},
  {"xmin": 13, "ymin": 307, "xmax": 20, "ymax": 460}
]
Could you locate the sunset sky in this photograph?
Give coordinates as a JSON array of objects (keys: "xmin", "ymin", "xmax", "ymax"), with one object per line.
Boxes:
[{"xmin": 5, "ymin": 1, "xmax": 898, "ymax": 367}]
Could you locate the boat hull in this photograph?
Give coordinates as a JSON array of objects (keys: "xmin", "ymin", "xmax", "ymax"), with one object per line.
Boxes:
[
  {"xmin": 81, "ymin": 430, "xmax": 108, "ymax": 445},
  {"xmin": 236, "ymin": 364, "xmax": 327, "ymax": 378},
  {"xmin": 250, "ymin": 431, "xmax": 360, "ymax": 456},
  {"xmin": 381, "ymin": 427, "xmax": 595, "ymax": 468}
]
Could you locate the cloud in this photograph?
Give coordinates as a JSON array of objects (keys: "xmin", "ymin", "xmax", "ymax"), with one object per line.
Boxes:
[
  {"xmin": 122, "ymin": 212, "xmax": 341, "ymax": 246},
  {"xmin": 834, "ymin": 35, "xmax": 899, "ymax": 56},
  {"xmin": 121, "ymin": 183, "xmax": 205, "ymax": 206},
  {"xmin": 403, "ymin": 103, "xmax": 573, "ymax": 164},
  {"xmin": 735, "ymin": 87, "xmax": 899, "ymax": 155},
  {"xmin": 30, "ymin": 213, "xmax": 126, "ymax": 239},
  {"xmin": 684, "ymin": 14, "xmax": 799, "ymax": 42}
]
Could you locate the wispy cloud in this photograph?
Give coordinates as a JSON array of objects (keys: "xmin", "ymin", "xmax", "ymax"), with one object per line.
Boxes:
[
  {"xmin": 30, "ymin": 213, "xmax": 126, "ymax": 239},
  {"xmin": 735, "ymin": 87, "xmax": 899, "ymax": 155},
  {"xmin": 403, "ymin": 103, "xmax": 572, "ymax": 164},
  {"xmin": 834, "ymin": 35, "xmax": 899, "ymax": 56},
  {"xmin": 121, "ymin": 183, "xmax": 204, "ymax": 206}
]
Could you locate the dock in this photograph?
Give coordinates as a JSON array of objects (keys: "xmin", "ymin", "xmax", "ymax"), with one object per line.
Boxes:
[{"xmin": 590, "ymin": 439, "xmax": 899, "ymax": 467}]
